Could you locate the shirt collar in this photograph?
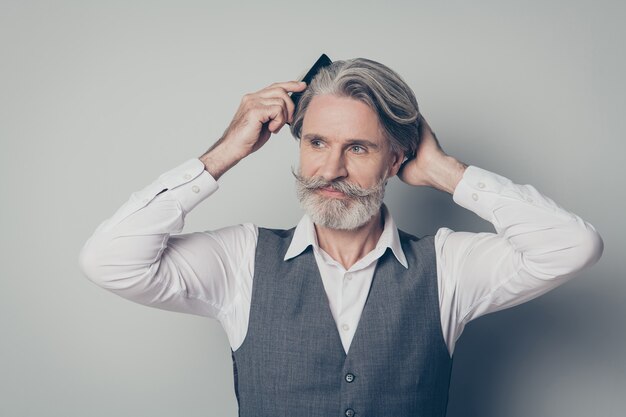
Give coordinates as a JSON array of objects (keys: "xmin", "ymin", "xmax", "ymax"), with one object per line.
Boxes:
[{"xmin": 284, "ymin": 203, "xmax": 408, "ymax": 269}]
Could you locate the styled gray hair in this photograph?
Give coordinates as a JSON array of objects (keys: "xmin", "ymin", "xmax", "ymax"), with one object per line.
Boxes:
[{"xmin": 289, "ymin": 57, "xmax": 421, "ymax": 159}]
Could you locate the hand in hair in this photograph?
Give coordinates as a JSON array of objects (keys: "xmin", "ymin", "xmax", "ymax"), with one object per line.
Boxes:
[
  {"xmin": 397, "ymin": 114, "xmax": 468, "ymax": 194},
  {"xmin": 198, "ymin": 80, "xmax": 307, "ymax": 180}
]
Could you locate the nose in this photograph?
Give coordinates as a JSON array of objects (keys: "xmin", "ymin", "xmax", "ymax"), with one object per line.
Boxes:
[{"xmin": 319, "ymin": 147, "xmax": 348, "ymax": 182}]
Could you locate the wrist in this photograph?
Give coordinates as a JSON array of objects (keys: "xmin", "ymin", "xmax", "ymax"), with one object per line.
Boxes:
[
  {"xmin": 426, "ymin": 154, "xmax": 468, "ymax": 194},
  {"xmin": 198, "ymin": 142, "xmax": 243, "ymax": 180}
]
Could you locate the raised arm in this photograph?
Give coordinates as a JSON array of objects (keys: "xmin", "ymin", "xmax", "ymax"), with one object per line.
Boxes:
[
  {"xmin": 78, "ymin": 80, "xmax": 308, "ymax": 320},
  {"xmin": 398, "ymin": 114, "xmax": 604, "ymax": 355},
  {"xmin": 77, "ymin": 157, "xmax": 258, "ymax": 318},
  {"xmin": 199, "ymin": 80, "xmax": 308, "ymax": 180}
]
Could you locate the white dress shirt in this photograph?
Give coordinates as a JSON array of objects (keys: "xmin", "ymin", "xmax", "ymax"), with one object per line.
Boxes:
[{"xmin": 79, "ymin": 157, "xmax": 604, "ymax": 357}]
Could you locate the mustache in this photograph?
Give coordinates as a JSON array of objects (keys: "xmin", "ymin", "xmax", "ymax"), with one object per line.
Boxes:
[{"xmin": 290, "ymin": 167, "xmax": 385, "ymax": 198}]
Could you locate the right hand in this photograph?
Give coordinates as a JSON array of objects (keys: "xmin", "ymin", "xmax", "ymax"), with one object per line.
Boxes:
[
  {"xmin": 199, "ymin": 80, "xmax": 307, "ymax": 179},
  {"xmin": 219, "ymin": 80, "xmax": 307, "ymax": 160}
]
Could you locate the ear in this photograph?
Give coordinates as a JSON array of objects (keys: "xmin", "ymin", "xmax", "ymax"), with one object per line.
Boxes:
[{"xmin": 388, "ymin": 149, "xmax": 406, "ymax": 177}]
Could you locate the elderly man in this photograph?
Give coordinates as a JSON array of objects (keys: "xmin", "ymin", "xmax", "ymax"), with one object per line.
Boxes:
[{"xmin": 79, "ymin": 58, "xmax": 603, "ymax": 417}]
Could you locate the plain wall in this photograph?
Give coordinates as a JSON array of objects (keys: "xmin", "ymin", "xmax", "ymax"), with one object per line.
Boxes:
[{"xmin": 1, "ymin": 0, "xmax": 624, "ymax": 416}]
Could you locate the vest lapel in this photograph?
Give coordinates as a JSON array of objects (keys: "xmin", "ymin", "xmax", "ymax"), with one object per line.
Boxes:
[
  {"xmin": 345, "ymin": 248, "xmax": 397, "ymax": 358},
  {"xmin": 297, "ymin": 245, "xmax": 399, "ymax": 360},
  {"xmin": 294, "ymin": 246, "xmax": 347, "ymax": 360}
]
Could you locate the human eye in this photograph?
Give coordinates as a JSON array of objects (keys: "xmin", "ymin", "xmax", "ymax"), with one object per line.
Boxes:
[
  {"xmin": 310, "ymin": 139, "xmax": 324, "ymax": 148},
  {"xmin": 350, "ymin": 145, "xmax": 366, "ymax": 154}
]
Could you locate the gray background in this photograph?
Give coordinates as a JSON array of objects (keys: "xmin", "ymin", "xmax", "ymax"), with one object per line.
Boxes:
[{"xmin": 1, "ymin": 0, "xmax": 624, "ymax": 416}]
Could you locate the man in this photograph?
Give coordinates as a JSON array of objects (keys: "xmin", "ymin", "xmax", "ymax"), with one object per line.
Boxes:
[{"xmin": 79, "ymin": 58, "xmax": 604, "ymax": 417}]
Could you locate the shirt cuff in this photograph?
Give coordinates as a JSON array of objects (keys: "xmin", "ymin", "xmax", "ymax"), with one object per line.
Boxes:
[
  {"xmin": 154, "ymin": 157, "xmax": 219, "ymax": 214},
  {"xmin": 452, "ymin": 165, "xmax": 510, "ymax": 223}
]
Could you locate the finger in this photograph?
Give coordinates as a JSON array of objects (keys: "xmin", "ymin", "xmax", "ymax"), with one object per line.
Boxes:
[
  {"xmin": 258, "ymin": 98, "xmax": 289, "ymax": 128},
  {"xmin": 266, "ymin": 80, "xmax": 307, "ymax": 94},
  {"xmin": 258, "ymin": 90, "xmax": 295, "ymax": 123},
  {"xmin": 250, "ymin": 81, "xmax": 306, "ymax": 101},
  {"xmin": 267, "ymin": 104, "xmax": 287, "ymax": 133},
  {"xmin": 255, "ymin": 103, "xmax": 286, "ymax": 133}
]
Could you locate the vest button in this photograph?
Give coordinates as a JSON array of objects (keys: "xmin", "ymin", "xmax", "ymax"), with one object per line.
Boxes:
[
  {"xmin": 345, "ymin": 373, "xmax": 355, "ymax": 383},
  {"xmin": 345, "ymin": 408, "xmax": 355, "ymax": 417}
]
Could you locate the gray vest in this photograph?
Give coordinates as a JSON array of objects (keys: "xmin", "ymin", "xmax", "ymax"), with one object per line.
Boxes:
[{"xmin": 230, "ymin": 227, "xmax": 453, "ymax": 417}]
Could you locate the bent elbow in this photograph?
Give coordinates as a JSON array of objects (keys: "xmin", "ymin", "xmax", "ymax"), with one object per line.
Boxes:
[
  {"xmin": 78, "ymin": 237, "xmax": 123, "ymax": 289},
  {"xmin": 574, "ymin": 225, "xmax": 604, "ymax": 271},
  {"xmin": 78, "ymin": 240, "xmax": 106, "ymax": 287},
  {"xmin": 556, "ymin": 224, "xmax": 604, "ymax": 277},
  {"xmin": 78, "ymin": 236, "xmax": 163, "ymax": 293},
  {"xmin": 521, "ymin": 222, "xmax": 604, "ymax": 280}
]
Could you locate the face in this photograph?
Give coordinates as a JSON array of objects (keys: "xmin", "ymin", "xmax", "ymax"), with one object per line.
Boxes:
[{"xmin": 294, "ymin": 94, "xmax": 404, "ymax": 230}]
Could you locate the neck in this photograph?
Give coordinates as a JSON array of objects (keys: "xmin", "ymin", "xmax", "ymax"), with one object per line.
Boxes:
[{"xmin": 314, "ymin": 208, "xmax": 385, "ymax": 270}]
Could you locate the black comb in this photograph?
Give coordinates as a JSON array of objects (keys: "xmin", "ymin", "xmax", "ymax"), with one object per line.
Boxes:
[{"xmin": 287, "ymin": 54, "xmax": 332, "ymax": 125}]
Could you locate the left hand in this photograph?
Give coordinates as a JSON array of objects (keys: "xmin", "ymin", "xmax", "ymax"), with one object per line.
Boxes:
[
  {"xmin": 397, "ymin": 113, "xmax": 468, "ymax": 193},
  {"xmin": 397, "ymin": 114, "xmax": 447, "ymax": 187}
]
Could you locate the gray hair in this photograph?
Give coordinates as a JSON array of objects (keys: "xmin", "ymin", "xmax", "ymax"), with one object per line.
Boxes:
[{"xmin": 289, "ymin": 57, "xmax": 421, "ymax": 159}]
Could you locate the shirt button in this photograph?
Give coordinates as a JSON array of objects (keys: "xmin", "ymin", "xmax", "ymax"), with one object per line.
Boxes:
[
  {"xmin": 477, "ymin": 182, "xmax": 485, "ymax": 189},
  {"xmin": 191, "ymin": 185, "xmax": 200, "ymax": 193},
  {"xmin": 345, "ymin": 373, "xmax": 355, "ymax": 383},
  {"xmin": 183, "ymin": 173, "xmax": 192, "ymax": 180},
  {"xmin": 341, "ymin": 323, "xmax": 350, "ymax": 331},
  {"xmin": 526, "ymin": 196, "xmax": 533, "ymax": 202},
  {"xmin": 345, "ymin": 273, "xmax": 352, "ymax": 280},
  {"xmin": 345, "ymin": 408, "xmax": 355, "ymax": 417},
  {"xmin": 472, "ymin": 193, "xmax": 479, "ymax": 201}
]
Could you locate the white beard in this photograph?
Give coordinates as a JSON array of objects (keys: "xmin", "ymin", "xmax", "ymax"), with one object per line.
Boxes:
[{"xmin": 292, "ymin": 167, "xmax": 387, "ymax": 231}]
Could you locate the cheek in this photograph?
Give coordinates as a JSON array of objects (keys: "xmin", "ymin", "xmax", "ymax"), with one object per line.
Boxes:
[
  {"xmin": 348, "ymin": 158, "xmax": 388, "ymax": 182},
  {"xmin": 299, "ymin": 149, "xmax": 323, "ymax": 176}
]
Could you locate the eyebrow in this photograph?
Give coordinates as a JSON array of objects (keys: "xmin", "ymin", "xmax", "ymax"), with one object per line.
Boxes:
[{"xmin": 302, "ymin": 133, "xmax": 380, "ymax": 149}]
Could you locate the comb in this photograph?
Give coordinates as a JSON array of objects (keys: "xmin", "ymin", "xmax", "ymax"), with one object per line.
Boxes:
[{"xmin": 286, "ymin": 53, "xmax": 332, "ymax": 125}]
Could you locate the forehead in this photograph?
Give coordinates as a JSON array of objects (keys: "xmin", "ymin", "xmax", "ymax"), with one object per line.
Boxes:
[{"xmin": 301, "ymin": 94, "xmax": 386, "ymax": 145}]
